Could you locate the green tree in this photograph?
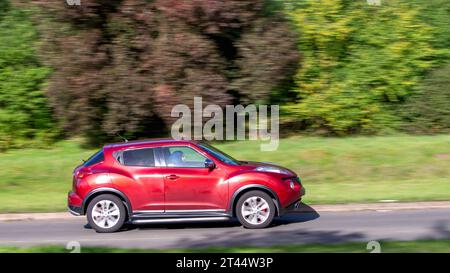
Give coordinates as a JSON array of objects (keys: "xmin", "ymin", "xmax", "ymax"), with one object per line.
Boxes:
[
  {"xmin": 401, "ymin": 64, "xmax": 450, "ymax": 133},
  {"xmin": 0, "ymin": 2, "xmax": 55, "ymax": 150},
  {"xmin": 410, "ymin": 0, "xmax": 450, "ymax": 63},
  {"xmin": 39, "ymin": 0, "xmax": 298, "ymax": 144},
  {"xmin": 283, "ymin": 0, "xmax": 435, "ymax": 134}
]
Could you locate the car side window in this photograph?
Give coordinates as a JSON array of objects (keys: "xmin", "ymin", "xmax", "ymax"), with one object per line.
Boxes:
[
  {"xmin": 162, "ymin": 146, "xmax": 207, "ymax": 168},
  {"xmin": 115, "ymin": 148, "xmax": 156, "ymax": 167},
  {"xmin": 84, "ymin": 150, "xmax": 104, "ymax": 167}
]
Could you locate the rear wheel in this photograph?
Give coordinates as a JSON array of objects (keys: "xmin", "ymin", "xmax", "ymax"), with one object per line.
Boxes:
[
  {"xmin": 236, "ymin": 191, "xmax": 275, "ymax": 229},
  {"xmin": 87, "ymin": 194, "xmax": 126, "ymax": 233}
]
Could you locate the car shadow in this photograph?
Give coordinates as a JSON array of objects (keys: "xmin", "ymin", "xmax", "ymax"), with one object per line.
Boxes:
[
  {"xmin": 271, "ymin": 203, "xmax": 320, "ymax": 227},
  {"xmin": 111, "ymin": 203, "xmax": 320, "ymax": 231}
]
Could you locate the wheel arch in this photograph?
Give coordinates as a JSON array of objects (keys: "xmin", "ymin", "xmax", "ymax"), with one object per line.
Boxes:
[
  {"xmin": 82, "ymin": 188, "xmax": 132, "ymax": 217},
  {"xmin": 228, "ymin": 184, "xmax": 281, "ymax": 217}
]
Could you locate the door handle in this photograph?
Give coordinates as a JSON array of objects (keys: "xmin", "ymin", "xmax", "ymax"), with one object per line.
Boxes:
[{"xmin": 165, "ymin": 174, "xmax": 180, "ymax": 181}]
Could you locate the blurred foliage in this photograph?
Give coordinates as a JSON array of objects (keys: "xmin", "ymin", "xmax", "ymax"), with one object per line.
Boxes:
[
  {"xmin": 0, "ymin": 0, "xmax": 449, "ymax": 149},
  {"xmin": 283, "ymin": 0, "xmax": 438, "ymax": 135},
  {"xmin": 0, "ymin": 1, "xmax": 56, "ymax": 150},
  {"xmin": 35, "ymin": 0, "xmax": 298, "ymax": 145},
  {"xmin": 401, "ymin": 64, "xmax": 450, "ymax": 133},
  {"xmin": 409, "ymin": 0, "xmax": 450, "ymax": 63},
  {"xmin": 0, "ymin": 0, "xmax": 9, "ymax": 17}
]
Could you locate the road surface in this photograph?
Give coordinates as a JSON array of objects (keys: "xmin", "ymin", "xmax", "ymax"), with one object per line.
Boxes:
[{"xmin": 1, "ymin": 206, "xmax": 449, "ymax": 249}]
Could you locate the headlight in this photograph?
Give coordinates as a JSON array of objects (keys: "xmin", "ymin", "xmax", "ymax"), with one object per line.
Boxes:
[
  {"xmin": 255, "ymin": 166, "xmax": 291, "ymax": 175},
  {"xmin": 283, "ymin": 177, "xmax": 301, "ymax": 191},
  {"xmin": 289, "ymin": 181, "xmax": 295, "ymax": 189}
]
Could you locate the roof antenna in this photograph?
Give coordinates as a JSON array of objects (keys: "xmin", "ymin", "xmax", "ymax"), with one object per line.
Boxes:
[{"xmin": 116, "ymin": 133, "xmax": 128, "ymax": 143}]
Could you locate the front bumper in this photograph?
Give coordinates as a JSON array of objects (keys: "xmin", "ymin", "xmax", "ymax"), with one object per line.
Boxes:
[
  {"xmin": 280, "ymin": 199, "xmax": 302, "ymax": 215},
  {"xmin": 280, "ymin": 184, "xmax": 305, "ymax": 215}
]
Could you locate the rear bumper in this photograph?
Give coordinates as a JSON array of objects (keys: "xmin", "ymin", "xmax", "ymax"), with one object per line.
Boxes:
[
  {"xmin": 68, "ymin": 205, "xmax": 82, "ymax": 216},
  {"xmin": 68, "ymin": 191, "xmax": 83, "ymax": 216}
]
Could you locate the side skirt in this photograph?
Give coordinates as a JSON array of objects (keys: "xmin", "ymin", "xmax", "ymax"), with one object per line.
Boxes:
[
  {"xmin": 130, "ymin": 210, "xmax": 233, "ymax": 224},
  {"xmin": 132, "ymin": 217, "xmax": 230, "ymax": 224}
]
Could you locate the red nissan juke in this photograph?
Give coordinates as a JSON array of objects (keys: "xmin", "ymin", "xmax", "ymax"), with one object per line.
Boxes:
[{"xmin": 68, "ymin": 139, "xmax": 305, "ymax": 232}]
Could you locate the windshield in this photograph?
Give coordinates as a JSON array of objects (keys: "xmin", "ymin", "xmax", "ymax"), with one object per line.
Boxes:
[{"xmin": 197, "ymin": 142, "xmax": 240, "ymax": 166}]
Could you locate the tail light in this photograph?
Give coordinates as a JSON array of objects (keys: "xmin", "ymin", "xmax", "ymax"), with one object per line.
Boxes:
[
  {"xmin": 75, "ymin": 169, "xmax": 93, "ymax": 179},
  {"xmin": 73, "ymin": 168, "xmax": 93, "ymax": 190}
]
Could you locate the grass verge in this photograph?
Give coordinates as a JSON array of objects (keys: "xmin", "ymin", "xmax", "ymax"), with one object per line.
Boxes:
[
  {"xmin": 1, "ymin": 239, "xmax": 450, "ymax": 253},
  {"xmin": 0, "ymin": 135, "xmax": 449, "ymax": 212}
]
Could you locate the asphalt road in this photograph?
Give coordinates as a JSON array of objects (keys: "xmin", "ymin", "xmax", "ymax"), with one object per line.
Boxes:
[{"xmin": 1, "ymin": 207, "xmax": 450, "ymax": 249}]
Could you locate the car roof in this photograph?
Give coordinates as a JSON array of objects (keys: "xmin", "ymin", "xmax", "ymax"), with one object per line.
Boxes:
[{"xmin": 104, "ymin": 138, "xmax": 201, "ymax": 150}]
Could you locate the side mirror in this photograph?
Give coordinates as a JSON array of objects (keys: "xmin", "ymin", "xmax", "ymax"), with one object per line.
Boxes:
[{"xmin": 204, "ymin": 158, "xmax": 216, "ymax": 170}]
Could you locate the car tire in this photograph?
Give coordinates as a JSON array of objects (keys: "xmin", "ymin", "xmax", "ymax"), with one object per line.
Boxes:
[
  {"xmin": 87, "ymin": 194, "xmax": 126, "ymax": 233},
  {"xmin": 236, "ymin": 190, "xmax": 276, "ymax": 229}
]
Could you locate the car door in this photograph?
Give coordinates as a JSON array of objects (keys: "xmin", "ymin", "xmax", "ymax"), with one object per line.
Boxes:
[
  {"xmin": 158, "ymin": 145, "xmax": 228, "ymax": 211},
  {"xmin": 111, "ymin": 147, "xmax": 165, "ymax": 212}
]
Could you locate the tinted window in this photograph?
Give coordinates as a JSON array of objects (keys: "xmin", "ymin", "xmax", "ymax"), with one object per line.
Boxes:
[
  {"xmin": 84, "ymin": 150, "xmax": 104, "ymax": 167},
  {"xmin": 118, "ymin": 148, "xmax": 156, "ymax": 167},
  {"xmin": 162, "ymin": 146, "xmax": 207, "ymax": 168}
]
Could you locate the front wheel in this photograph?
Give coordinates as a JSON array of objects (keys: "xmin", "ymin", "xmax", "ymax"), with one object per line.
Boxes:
[
  {"xmin": 86, "ymin": 194, "xmax": 126, "ymax": 233},
  {"xmin": 236, "ymin": 191, "xmax": 276, "ymax": 229}
]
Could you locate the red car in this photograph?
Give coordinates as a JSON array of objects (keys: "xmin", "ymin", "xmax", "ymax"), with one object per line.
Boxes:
[{"xmin": 68, "ymin": 139, "xmax": 305, "ymax": 232}]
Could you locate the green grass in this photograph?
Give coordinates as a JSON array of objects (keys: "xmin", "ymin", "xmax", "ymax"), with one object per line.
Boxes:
[
  {"xmin": 0, "ymin": 139, "xmax": 98, "ymax": 213},
  {"xmin": 218, "ymin": 135, "xmax": 450, "ymax": 205},
  {"xmin": 0, "ymin": 135, "xmax": 449, "ymax": 213},
  {"xmin": 1, "ymin": 239, "xmax": 450, "ymax": 253}
]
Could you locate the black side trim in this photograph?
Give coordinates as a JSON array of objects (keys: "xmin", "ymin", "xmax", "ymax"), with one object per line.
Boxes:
[
  {"xmin": 131, "ymin": 211, "xmax": 232, "ymax": 220},
  {"xmin": 228, "ymin": 184, "xmax": 281, "ymax": 216},
  {"xmin": 82, "ymin": 187, "xmax": 132, "ymax": 216},
  {"xmin": 132, "ymin": 217, "xmax": 230, "ymax": 224}
]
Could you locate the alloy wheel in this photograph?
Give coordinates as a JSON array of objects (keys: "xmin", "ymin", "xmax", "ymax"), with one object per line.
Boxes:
[
  {"xmin": 241, "ymin": 196, "xmax": 270, "ymax": 225},
  {"xmin": 91, "ymin": 200, "xmax": 121, "ymax": 228}
]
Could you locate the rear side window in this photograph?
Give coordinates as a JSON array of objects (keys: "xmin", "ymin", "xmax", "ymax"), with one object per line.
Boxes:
[
  {"xmin": 84, "ymin": 150, "xmax": 104, "ymax": 167},
  {"xmin": 115, "ymin": 148, "xmax": 156, "ymax": 167}
]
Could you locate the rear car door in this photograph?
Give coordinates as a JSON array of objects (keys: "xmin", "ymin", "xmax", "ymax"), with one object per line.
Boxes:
[{"xmin": 110, "ymin": 147, "xmax": 164, "ymax": 212}]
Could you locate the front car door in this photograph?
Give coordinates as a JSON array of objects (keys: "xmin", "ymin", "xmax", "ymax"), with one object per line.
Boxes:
[{"xmin": 157, "ymin": 145, "xmax": 228, "ymax": 212}]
